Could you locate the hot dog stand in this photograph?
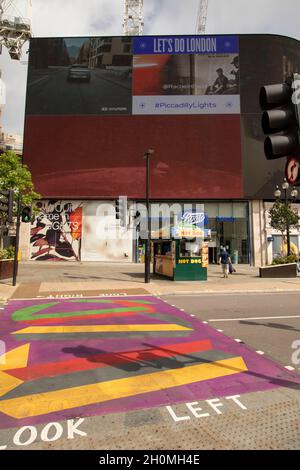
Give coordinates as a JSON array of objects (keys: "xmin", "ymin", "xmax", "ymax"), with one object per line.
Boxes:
[{"xmin": 152, "ymin": 221, "xmax": 208, "ymax": 281}]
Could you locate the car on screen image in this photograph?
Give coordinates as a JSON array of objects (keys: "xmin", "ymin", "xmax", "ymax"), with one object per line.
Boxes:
[{"xmin": 67, "ymin": 64, "xmax": 91, "ymax": 82}]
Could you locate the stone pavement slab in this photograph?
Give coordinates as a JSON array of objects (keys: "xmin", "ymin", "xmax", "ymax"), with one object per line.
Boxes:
[{"xmin": 1, "ymin": 261, "xmax": 300, "ymax": 301}]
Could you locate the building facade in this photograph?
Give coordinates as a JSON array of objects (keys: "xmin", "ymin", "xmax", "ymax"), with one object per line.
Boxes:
[{"xmin": 20, "ymin": 33, "xmax": 300, "ymax": 266}]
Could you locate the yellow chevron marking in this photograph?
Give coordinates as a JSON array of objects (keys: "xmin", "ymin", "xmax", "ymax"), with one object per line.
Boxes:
[
  {"xmin": 0, "ymin": 344, "xmax": 30, "ymax": 397},
  {"xmin": 0, "ymin": 356, "xmax": 247, "ymax": 418}
]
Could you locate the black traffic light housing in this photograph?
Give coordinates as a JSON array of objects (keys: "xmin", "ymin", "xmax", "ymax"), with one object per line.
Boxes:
[
  {"xmin": 133, "ymin": 210, "xmax": 141, "ymax": 231},
  {"xmin": 259, "ymin": 74, "xmax": 300, "ymax": 160},
  {"xmin": 115, "ymin": 197, "xmax": 127, "ymax": 227},
  {"xmin": 21, "ymin": 206, "xmax": 32, "ymax": 223},
  {"xmin": 0, "ymin": 189, "xmax": 14, "ymax": 223}
]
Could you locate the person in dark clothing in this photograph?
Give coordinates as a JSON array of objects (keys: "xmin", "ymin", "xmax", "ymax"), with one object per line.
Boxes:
[
  {"xmin": 219, "ymin": 248, "xmax": 231, "ymax": 278},
  {"xmin": 230, "ymin": 56, "xmax": 239, "ymax": 85},
  {"xmin": 205, "ymin": 68, "xmax": 229, "ymax": 95},
  {"xmin": 212, "ymin": 68, "xmax": 229, "ymax": 94}
]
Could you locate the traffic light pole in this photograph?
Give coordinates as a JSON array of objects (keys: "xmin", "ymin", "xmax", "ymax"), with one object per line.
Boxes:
[
  {"xmin": 12, "ymin": 194, "xmax": 21, "ymax": 287},
  {"xmin": 145, "ymin": 152, "xmax": 151, "ymax": 284},
  {"xmin": 284, "ymin": 188, "xmax": 291, "ymax": 256}
]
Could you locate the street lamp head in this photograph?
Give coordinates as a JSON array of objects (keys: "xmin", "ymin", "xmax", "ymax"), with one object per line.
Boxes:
[
  {"xmin": 274, "ymin": 185, "xmax": 281, "ymax": 198},
  {"xmin": 282, "ymin": 178, "xmax": 289, "ymax": 190},
  {"xmin": 143, "ymin": 149, "xmax": 155, "ymax": 158},
  {"xmin": 291, "ymin": 187, "xmax": 298, "ymax": 199}
]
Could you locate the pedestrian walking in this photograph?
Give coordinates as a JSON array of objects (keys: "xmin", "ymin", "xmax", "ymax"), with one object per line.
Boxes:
[{"xmin": 219, "ymin": 248, "xmax": 231, "ymax": 278}]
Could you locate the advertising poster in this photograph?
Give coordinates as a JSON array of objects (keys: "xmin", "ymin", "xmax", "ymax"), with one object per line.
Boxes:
[
  {"xmin": 132, "ymin": 35, "xmax": 240, "ymax": 115},
  {"xmin": 30, "ymin": 200, "xmax": 83, "ymax": 261},
  {"xmin": 26, "ymin": 37, "xmax": 133, "ymax": 115},
  {"xmin": 23, "ymin": 34, "xmax": 300, "ymax": 201}
]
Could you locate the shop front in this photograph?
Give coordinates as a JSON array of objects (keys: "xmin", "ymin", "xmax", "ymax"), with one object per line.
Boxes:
[
  {"xmin": 135, "ymin": 201, "xmax": 251, "ymax": 266},
  {"xmin": 205, "ymin": 202, "xmax": 250, "ymax": 264}
]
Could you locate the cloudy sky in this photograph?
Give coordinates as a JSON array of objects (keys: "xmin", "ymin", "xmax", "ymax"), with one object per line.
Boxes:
[{"xmin": 1, "ymin": 0, "xmax": 300, "ymax": 135}]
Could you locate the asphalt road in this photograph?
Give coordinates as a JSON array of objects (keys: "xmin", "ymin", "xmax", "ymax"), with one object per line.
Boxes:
[
  {"xmin": 162, "ymin": 292, "xmax": 300, "ymax": 371},
  {"xmin": 27, "ymin": 67, "xmax": 132, "ymax": 115}
]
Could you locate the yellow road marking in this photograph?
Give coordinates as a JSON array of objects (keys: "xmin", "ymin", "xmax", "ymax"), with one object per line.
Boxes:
[
  {"xmin": 0, "ymin": 344, "xmax": 30, "ymax": 370},
  {"xmin": 0, "ymin": 371, "xmax": 23, "ymax": 397},
  {"xmin": 0, "ymin": 356, "xmax": 247, "ymax": 418},
  {"xmin": 12, "ymin": 324, "xmax": 192, "ymax": 334},
  {"xmin": 0, "ymin": 344, "xmax": 30, "ymax": 397}
]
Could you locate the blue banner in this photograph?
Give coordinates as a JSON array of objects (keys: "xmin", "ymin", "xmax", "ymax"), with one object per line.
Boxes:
[{"xmin": 133, "ymin": 35, "xmax": 239, "ymax": 55}]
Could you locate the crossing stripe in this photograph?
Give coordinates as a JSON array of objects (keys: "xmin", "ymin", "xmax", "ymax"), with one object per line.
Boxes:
[
  {"xmin": 0, "ymin": 356, "xmax": 247, "ymax": 419},
  {"xmin": 21, "ymin": 311, "xmax": 144, "ymax": 325},
  {"xmin": 9, "ymin": 340, "xmax": 212, "ymax": 381},
  {"xmin": 12, "ymin": 324, "xmax": 193, "ymax": 335}
]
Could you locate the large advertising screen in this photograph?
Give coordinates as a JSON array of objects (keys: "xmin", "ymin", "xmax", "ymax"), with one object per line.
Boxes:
[
  {"xmin": 132, "ymin": 35, "xmax": 240, "ymax": 115},
  {"xmin": 23, "ymin": 34, "xmax": 300, "ymax": 199}
]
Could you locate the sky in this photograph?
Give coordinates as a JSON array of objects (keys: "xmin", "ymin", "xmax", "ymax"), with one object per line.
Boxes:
[{"xmin": 1, "ymin": 0, "xmax": 300, "ymax": 135}]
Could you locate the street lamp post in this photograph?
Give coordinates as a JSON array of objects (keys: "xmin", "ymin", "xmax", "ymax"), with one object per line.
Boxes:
[
  {"xmin": 274, "ymin": 178, "xmax": 298, "ymax": 256},
  {"xmin": 144, "ymin": 149, "xmax": 154, "ymax": 283}
]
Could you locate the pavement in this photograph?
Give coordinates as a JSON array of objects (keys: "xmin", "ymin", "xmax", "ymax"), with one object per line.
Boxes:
[
  {"xmin": 0, "ymin": 262, "xmax": 300, "ymax": 450},
  {"xmin": 1, "ymin": 261, "xmax": 300, "ymax": 301}
]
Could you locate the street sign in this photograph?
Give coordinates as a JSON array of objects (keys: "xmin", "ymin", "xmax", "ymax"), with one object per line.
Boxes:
[{"xmin": 285, "ymin": 157, "xmax": 300, "ymax": 185}]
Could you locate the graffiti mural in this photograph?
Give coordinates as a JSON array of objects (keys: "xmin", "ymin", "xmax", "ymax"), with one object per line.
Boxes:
[
  {"xmin": 30, "ymin": 200, "xmax": 83, "ymax": 261},
  {"xmin": 0, "ymin": 295, "xmax": 299, "ymax": 430}
]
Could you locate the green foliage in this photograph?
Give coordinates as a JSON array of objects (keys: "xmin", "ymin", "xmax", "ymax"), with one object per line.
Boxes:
[
  {"xmin": 0, "ymin": 151, "xmax": 41, "ymax": 220},
  {"xmin": 0, "ymin": 246, "xmax": 15, "ymax": 260},
  {"xmin": 272, "ymin": 254, "xmax": 298, "ymax": 265},
  {"xmin": 269, "ymin": 199, "xmax": 300, "ymax": 235}
]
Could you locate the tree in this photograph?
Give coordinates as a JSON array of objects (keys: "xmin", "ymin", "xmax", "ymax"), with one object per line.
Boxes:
[
  {"xmin": 0, "ymin": 151, "xmax": 41, "ymax": 247},
  {"xmin": 268, "ymin": 199, "xmax": 300, "ymax": 256}
]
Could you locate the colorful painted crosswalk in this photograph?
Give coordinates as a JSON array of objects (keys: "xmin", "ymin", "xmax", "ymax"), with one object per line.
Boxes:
[{"xmin": 0, "ymin": 295, "xmax": 299, "ymax": 429}]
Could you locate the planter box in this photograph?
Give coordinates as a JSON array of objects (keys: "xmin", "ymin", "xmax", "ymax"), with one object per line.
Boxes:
[
  {"xmin": 259, "ymin": 263, "xmax": 297, "ymax": 278},
  {"xmin": 0, "ymin": 259, "xmax": 14, "ymax": 280}
]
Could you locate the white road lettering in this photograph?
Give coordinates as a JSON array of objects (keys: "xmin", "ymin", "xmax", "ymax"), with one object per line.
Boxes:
[
  {"xmin": 166, "ymin": 395, "xmax": 248, "ymax": 422},
  {"xmin": 13, "ymin": 426, "xmax": 38, "ymax": 447},
  {"xmin": 41, "ymin": 422, "xmax": 64, "ymax": 442},
  {"xmin": 67, "ymin": 418, "xmax": 87, "ymax": 438}
]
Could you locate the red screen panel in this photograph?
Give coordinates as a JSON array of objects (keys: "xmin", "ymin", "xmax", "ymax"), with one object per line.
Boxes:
[{"xmin": 23, "ymin": 114, "xmax": 243, "ymax": 199}]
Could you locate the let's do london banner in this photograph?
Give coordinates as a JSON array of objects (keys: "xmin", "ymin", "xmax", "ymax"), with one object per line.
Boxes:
[{"xmin": 132, "ymin": 35, "xmax": 240, "ymax": 115}]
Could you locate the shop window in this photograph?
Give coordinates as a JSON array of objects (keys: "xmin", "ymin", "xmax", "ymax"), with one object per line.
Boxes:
[
  {"xmin": 273, "ymin": 235, "xmax": 299, "ymax": 259},
  {"xmin": 180, "ymin": 238, "xmax": 201, "ymax": 257},
  {"xmin": 204, "ymin": 203, "xmax": 218, "ymax": 218},
  {"xmin": 233, "ymin": 202, "xmax": 247, "ymax": 218},
  {"xmin": 218, "ymin": 203, "xmax": 233, "ymax": 217}
]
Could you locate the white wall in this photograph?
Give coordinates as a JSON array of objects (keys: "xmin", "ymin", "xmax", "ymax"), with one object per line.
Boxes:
[
  {"xmin": 81, "ymin": 201, "xmax": 133, "ymax": 262},
  {"xmin": 250, "ymin": 200, "xmax": 267, "ymax": 267}
]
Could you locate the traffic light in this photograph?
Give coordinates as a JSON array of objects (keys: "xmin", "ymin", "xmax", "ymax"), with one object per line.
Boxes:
[
  {"xmin": 0, "ymin": 189, "xmax": 14, "ymax": 223},
  {"xmin": 21, "ymin": 206, "xmax": 32, "ymax": 223},
  {"xmin": 115, "ymin": 196, "xmax": 127, "ymax": 227},
  {"xmin": 133, "ymin": 210, "xmax": 141, "ymax": 231},
  {"xmin": 259, "ymin": 74, "xmax": 300, "ymax": 161}
]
